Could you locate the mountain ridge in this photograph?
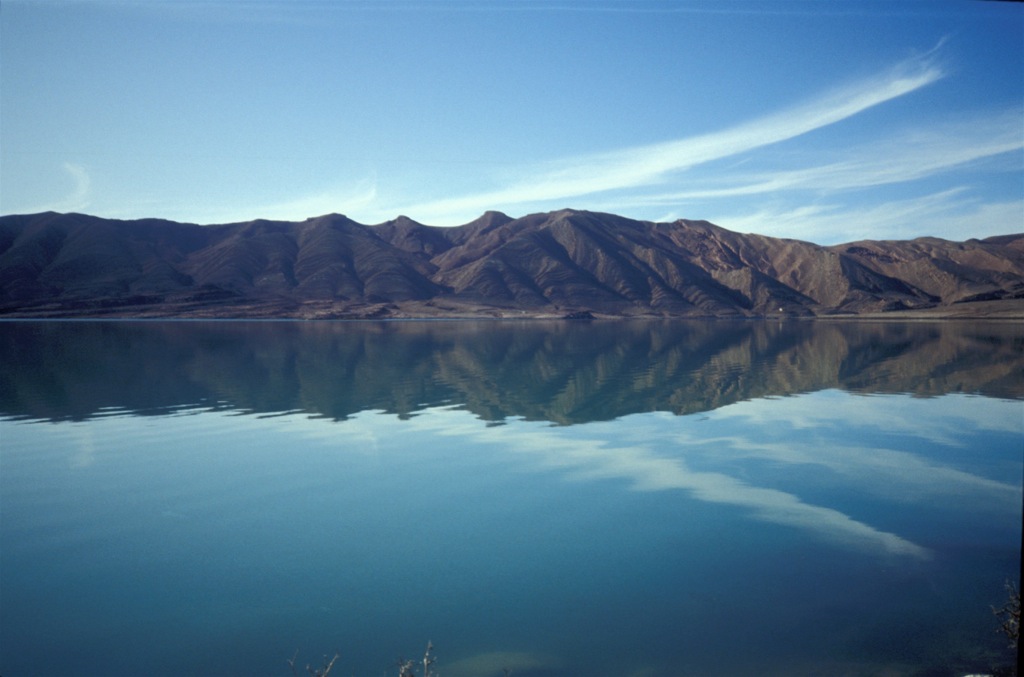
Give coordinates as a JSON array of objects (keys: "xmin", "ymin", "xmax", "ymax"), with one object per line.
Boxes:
[{"xmin": 1, "ymin": 209, "xmax": 1021, "ymax": 319}]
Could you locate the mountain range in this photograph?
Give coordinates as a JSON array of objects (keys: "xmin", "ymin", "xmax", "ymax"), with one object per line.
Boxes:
[{"xmin": 1, "ymin": 209, "xmax": 1021, "ymax": 318}]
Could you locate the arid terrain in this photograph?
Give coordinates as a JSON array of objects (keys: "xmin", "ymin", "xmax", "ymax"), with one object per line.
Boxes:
[{"xmin": 1, "ymin": 209, "xmax": 1021, "ymax": 319}]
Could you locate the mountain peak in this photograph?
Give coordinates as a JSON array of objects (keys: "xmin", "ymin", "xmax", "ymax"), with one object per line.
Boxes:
[{"xmin": 0, "ymin": 210, "xmax": 1021, "ymax": 319}]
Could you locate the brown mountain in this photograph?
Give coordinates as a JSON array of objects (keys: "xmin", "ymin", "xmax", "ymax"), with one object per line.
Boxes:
[{"xmin": 0, "ymin": 209, "xmax": 1021, "ymax": 318}]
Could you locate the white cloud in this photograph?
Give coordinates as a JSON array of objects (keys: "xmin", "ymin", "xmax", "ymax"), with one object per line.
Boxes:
[
  {"xmin": 251, "ymin": 175, "xmax": 379, "ymax": 223},
  {"xmin": 26, "ymin": 389, "xmax": 1018, "ymax": 562},
  {"xmin": 13, "ymin": 162, "xmax": 93, "ymax": 215},
  {"xmin": 713, "ymin": 188, "xmax": 1024, "ymax": 243},
  {"xmin": 684, "ymin": 433, "xmax": 1019, "ymax": 507},
  {"xmin": 396, "ymin": 52, "xmax": 945, "ymax": 224},
  {"xmin": 395, "ymin": 406, "xmax": 933, "ymax": 559},
  {"xmin": 61, "ymin": 163, "xmax": 92, "ymax": 210},
  {"xmin": 628, "ymin": 457, "xmax": 932, "ymax": 559},
  {"xmin": 379, "ymin": 390, "xmax": 1022, "ymax": 559},
  {"xmin": 172, "ymin": 175, "xmax": 380, "ymax": 225},
  {"xmin": 698, "ymin": 392, "xmax": 1024, "ymax": 506},
  {"xmin": 625, "ymin": 110, "xmax": 1023, "ymax": 203}
]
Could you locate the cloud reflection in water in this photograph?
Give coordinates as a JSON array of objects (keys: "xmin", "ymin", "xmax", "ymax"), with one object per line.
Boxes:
[{"xmin": 390, "ymin": 391, "xmax": 1022, "ymax": 561}]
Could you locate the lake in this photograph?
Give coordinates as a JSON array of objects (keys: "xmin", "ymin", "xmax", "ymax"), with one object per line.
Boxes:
[{"xmin": 0, "ymin": 319, "xmax": 1021, "ymax": 677}]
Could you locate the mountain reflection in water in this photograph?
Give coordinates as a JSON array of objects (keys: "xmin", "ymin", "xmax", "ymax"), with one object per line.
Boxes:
[
  {"xmin": 1, "ymin": 319, "xmax": 1021, "ymax": 677},
  {"xmin": 1, "ymin": 319, "xmax": 1021, "ymax": 424}
]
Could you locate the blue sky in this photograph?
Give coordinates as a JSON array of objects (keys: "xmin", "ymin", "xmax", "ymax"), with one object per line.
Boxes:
[{"xmin": 1, "ymin": 0, "xmax": 1021, "ymax": 243}]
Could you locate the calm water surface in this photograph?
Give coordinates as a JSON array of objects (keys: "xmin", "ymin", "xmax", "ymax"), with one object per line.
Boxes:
[{"xmin": 1, "ymin": 320, "xmax": 1021, "ymax": 676}]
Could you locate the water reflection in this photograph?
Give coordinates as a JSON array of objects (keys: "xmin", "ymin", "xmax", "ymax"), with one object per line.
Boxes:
[
  {"xmin": 1, "ymin": 320, "xmax": 1021, "ymax": 677},
  {"xmin": 1, "ymin": 319, "xmax": 1021, "ymax": 423},
  {"xmin": 351, "ymin": 392, "xmax": 1022, "ymax": 560}
]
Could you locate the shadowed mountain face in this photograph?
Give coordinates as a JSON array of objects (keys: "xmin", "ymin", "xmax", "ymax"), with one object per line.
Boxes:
[
  {"xmin": 1, "ymin": 320, "xmax": 1020, "ymax": 425},
  {"xmin": 1, "ymin": 210, "xmax": 1021, "ymax": 318}
]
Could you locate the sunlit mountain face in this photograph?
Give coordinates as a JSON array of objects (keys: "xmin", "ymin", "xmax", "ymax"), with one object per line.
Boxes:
[{"xmin": 1, "ymin": 210, "xmax": 1021, "ymax": 319}]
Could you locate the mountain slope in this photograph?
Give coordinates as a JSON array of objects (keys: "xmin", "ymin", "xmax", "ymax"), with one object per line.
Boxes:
[{"xmin": 0, "ymin": 209, "xmax": 1021, "ymax": 318}]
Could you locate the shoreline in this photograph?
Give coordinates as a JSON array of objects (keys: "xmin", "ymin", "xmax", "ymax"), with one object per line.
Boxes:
[{"xmin": 1, "ymin": 298, "xmax": 1021, "ymax": 321}]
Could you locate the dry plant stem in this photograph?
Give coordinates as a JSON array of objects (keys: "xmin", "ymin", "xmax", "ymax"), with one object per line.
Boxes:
[
  {"xmin": 310, "ymin": 653, "xmax": 339, "ymax": 677},
  {"xmin": 289, "ymin": 643, "xmax": 431, "ymax": 677},
  {"xmin": 993, "ymin": 580, "xmax": 1021, "ymax": 649},
  {"xmin": 288, "ymin": 651, "xmax": 339, "ymax": 677},
  {"xmin": 422, "ymin": 641, "xmax": 435, "ymax": 677}
]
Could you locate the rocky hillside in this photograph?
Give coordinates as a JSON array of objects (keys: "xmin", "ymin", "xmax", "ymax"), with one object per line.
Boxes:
[{"xmin": 0, "ymin": 209, "xmax": 1021, "ymax": 318}]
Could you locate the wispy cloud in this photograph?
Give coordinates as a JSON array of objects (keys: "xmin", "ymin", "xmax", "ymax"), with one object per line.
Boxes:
[
  {"xmin": 373, "ymin": 390, "xmax": 1019, "ymax": 559},
  {"xmin": 43, "ymin": 388, "xmax": 1019, "ymax": 561},
  {"xmin": 682, "ymin": 428, "xmax": 1021, "ymax": 508},
  {"xmin": 714, "ymin": 188, "xmax": 1024, "ymax": 243},
  {"xmin": 698, "ymin": 392, "xmax": 1024, "ymax": 507},
  {"xmin": 398, "ymin": 51, "xmax": 945, "ymax": 224},
  {"xmin": 624, "ymin": 110, "xmax": 1023, "ymax": 203},
  {"xmin": 168, "ymin": 175, "xmax": 380, "ymax": 225},
  {"xmin": 392, "ymin": 406, "xmax": 933, "ymax": 559},
  {"xmin": 77, "ymin": 0, "xmax": 893, "ymax": 22},
  {"xmin": 16, "ymin": 162, "xmax": 93, "ymax": 215},
  {"xmin": 60, "ymin": 162, "xmax": 92, "ymax": 211},
  {"xmin": 246, "ymin": 175, "xmax": 379, "ymax": 223}
]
